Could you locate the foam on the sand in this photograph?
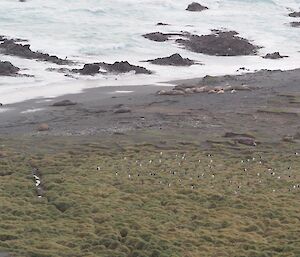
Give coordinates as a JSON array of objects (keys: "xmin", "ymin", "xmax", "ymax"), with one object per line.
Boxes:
[{"xmin": 21, "ymin": 108, "xmax": 45, "ymax": 114}]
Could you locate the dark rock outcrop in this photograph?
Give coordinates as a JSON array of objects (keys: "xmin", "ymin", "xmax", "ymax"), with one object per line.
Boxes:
[
  {"xmin": 146, "ymin": 53, "xmax": 196, "ymax": 66},
  {"xmin": 186, "ymin": 2, "xmax": 208, "ymax": 12},
  {"xmin": 142, "ymin": 32, "xmax": 183, "ymax": 42},
  {"xmin": 176, "ymin": 30, "xmax": 259, "ymax": 56},
  {"xmin": 288, "ymin": 11, "xmax": 300, "ymax": 17},
  {"xmin": 52, "ymin": 100, "xmax": 77, "ymax": 107},
  {"xmin": 143, "ymin": 32, "xmax": 170, "ymax": 42},
  {"xmin": 72, "ymin": 63, "xmax": 100, "ymax": 75},
  {"xmin": 97, "ymin": 61, "xmax": 152, "ymax": 74},
  {"xmin": 290, "ymin": 21, "xmax": 300, "ymax": 27},
  {"xmin": 0, "ymin": 60, "xmax": 20, "ymax": 76},
  {"xmin": 263, "ymin": 52, "xmax": 288, "ymax": 59},
  {"xmin": 0, "ymin": 39, "xmax": 70, "ymax": 65},
  {"xmin": 156, "ymin": 22, "xmax": 169, "ymax": 26},
  {"xmin": 72, "ymin": 61, "xmax": 152, "ymax": 75}
]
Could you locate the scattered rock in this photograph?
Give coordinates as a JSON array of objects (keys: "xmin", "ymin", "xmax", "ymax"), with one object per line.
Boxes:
[
  {"xmin": 263, "ymin": 52, "xmax": 288, "ymax": 59},
  {"xmin": 72, "ymin": 63, "xmax": 100, "ymax": 75},
  {"xmin": 156, "ymin": 22, "xmax": 169, "ymax": 26},
  {"xmin": 0, "ymin": 60, "xmax": 20, "ymax": 76},
  {"xmin": 290, "ymin": 22, "xmax": 300, "ymax": 27},
  {"xmin": 176, "ymin": 30, "xmax": 259, "ymax": 56},
  {"xmin": 37, "ymin": 123, "xmax": 49, "ymax": 132},
  {"xmin": 114, "ymin": 107, "xmax": 132, "ymax": 114},
  {"xmin": 0, "ymin": 39, "xmax": 70, "ymax": 65},
  {"xmin": 186, "ymin": 2, "xmax": 208, "ymax": 12},
  {"xmin": 97, "ymin": 61, "xmax": 152, "ymax": 74},
  {"xmin": 52, "ymin": 100, "xmax": 77, "ymax": 107},
  {"xmin": 235, "ymin": 138, "xmax": 257, "ymax": 146},
  {"xmin": 288, "ymin": 11, "xmax": 300, "ymax": 17},
  {"xmin": 236, "ymin": 67, "xmax": 250, "ymax": 72},
  {"xmin": 146, "ymin": 53, "xmax": 196, "ymax": 66}
]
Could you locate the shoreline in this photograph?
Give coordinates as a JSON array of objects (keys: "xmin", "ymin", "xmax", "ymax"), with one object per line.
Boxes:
[{"xmin": 0, "ymin": 68, "xmax": 299, "ymax": 151}]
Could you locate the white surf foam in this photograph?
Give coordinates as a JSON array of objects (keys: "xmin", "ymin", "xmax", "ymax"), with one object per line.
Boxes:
[{"xmin": 0, "ymin": 0, "xmax": 300, "ymax": 104}]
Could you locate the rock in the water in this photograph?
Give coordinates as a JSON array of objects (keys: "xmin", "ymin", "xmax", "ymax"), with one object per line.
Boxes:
[
  {"xmin": 142, "ymin": 32, "xmax": 183, "ymax": 42},
  {"xmin": 0, "ymin": 39, "xmax": 70, "ymax": 65},
  {"xmin": 114, "ymin": 107, "xmax": 132, "ymax": 114},
  {"xmin": 147, "ymin": 53, "xmax": 196, "ymax": 66},
  {"xmin": 72, "ymin": 63, "xmax": 100, "ymax": 75},
  {"xmin": 97, "ymin": 61, "xmax": 152, "ymax": 74},
  {"xmin": 289, "ymin": 11, "xmax": 300, "ymax": 17},
  {"xmin": 186, "ymin": 2, "xmax": 208, "ymax": 12},
  {"xmin": 37, "ymin": 123, "xmax": 49, "ymax": 132},
  {"xmin": 52, "ymin": 100, "xmax": 77, "ymax": 107},
  {"xmin": 156, "ymin": 22, "xmax": 169, "ymax": 26},
  {"xmin": 0, "ymin": 60, "xmax": 20, "ymax": 76},
  {"xmin": 290, "ymin": 21, "xmax": 300, "ymax": 27},
  {"xmin": 263, "ymin": 52, "xmax": 287, "ymax": 59},
  {"xmin": 143, "ymin": 32, "xmax": 170, "ymax": 42},
  {"xmin": 176, "ymin": 30, "xmax": 259, "ymax": 56}
]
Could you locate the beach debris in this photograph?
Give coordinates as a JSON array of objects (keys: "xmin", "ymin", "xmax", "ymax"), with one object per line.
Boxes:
[
  {"xmin": 52, "ymin": 100, "xmax": 77, "ymax": 107},
  {"xmin": 186, "ymin": 2, "xmax": 209, "ymax": 12},
  {"xmin": 263, "ymin": 52, "xmax": 288, "ymax": 59},
  {"xmin": 0, "ymin": 60, "xmax": 20, "ymax": 76},
  {"xmin": 146, "ymin": 53, "xmax": 197, "ymax": 66},
  {"xmin": 37, "ymin": 123, "xmax": 49, "ymax": 132}
]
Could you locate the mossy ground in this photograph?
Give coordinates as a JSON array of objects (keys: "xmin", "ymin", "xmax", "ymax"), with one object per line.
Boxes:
[{"xmin": 0, "ymin": 133, "xmax": 299, "ymax": 257}]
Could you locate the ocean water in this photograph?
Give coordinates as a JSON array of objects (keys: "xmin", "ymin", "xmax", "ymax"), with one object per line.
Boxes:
[{"xmin": 1, "ymin": 0, "xmax": 300, "ymax": 104}]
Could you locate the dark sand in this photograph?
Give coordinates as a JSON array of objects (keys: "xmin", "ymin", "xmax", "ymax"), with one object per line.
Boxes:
[{"xmin": 0, "ymin": 69, "xmax": 300, "ymax": 147}]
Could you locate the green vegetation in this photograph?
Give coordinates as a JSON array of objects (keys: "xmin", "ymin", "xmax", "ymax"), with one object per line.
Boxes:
[{"xmin": 0, "ymin": 135, "xmax": 299, "ymax": 257}]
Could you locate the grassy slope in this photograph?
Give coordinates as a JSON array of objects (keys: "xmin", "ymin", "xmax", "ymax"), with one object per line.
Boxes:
[{"xmin": 0, "ymin": 135, "xmax": 299, "ymax": 257}]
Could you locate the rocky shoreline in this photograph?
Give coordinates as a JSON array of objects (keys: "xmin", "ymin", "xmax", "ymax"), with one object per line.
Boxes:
[{"xmin": 0, "ymin": 68, "xmax": 299, "ymax": 151}]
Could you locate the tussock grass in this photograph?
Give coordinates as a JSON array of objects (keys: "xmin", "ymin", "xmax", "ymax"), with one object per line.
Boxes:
[{"xmin": 0, "ymin": 135, "xmax": 299, "ymax": 257}]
